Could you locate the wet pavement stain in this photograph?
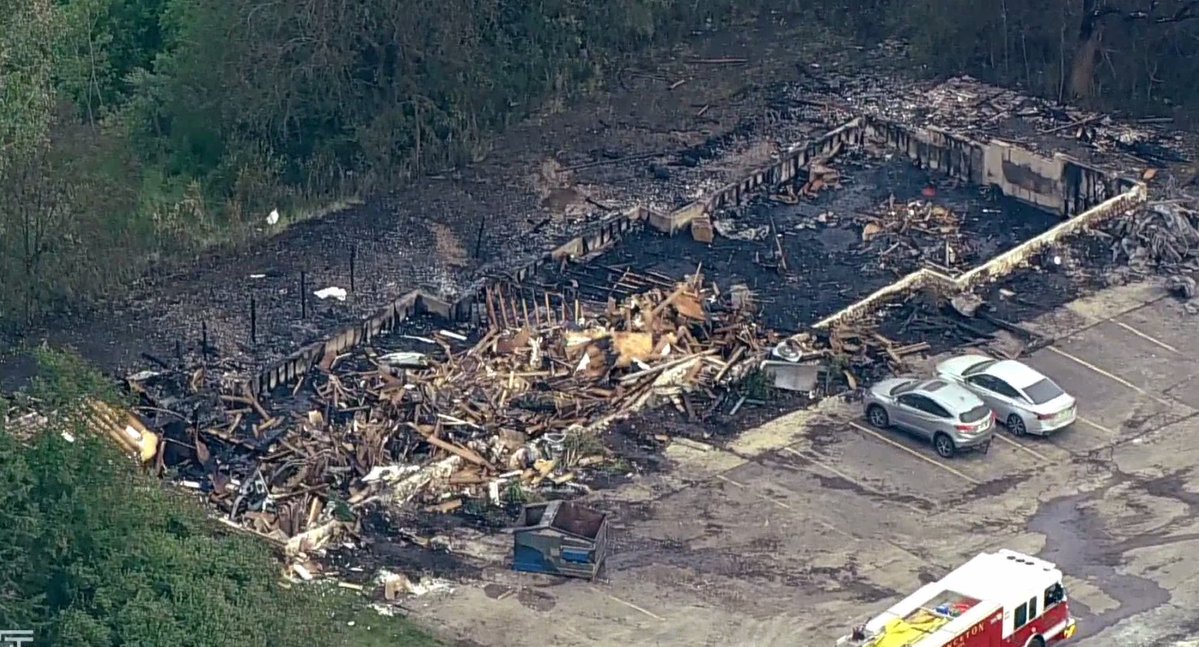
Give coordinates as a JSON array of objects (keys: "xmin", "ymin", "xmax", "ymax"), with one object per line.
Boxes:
[
  {"xmin": 770, "ymin": 449, "xmax": 937, "ymax": 512},
  {"xmin": 1029, "ymin": 492, "xmax": 1171, "ymax": 639}
]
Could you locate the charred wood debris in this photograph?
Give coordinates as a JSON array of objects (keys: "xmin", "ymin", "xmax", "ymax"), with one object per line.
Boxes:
[
  {"xmin": 694, "ymin": 149, "xmax": 983, "ymax": 275},
  {"xmin": 1101, "ymin": 199, "xmax": 1199, "ymax": 305},
  {"xmin": 14, "ymin": 88, "xmax": 1198, "ymax": 585},
  {"xmin": 94, "ymin": 259, "xmax": 949, "ymax": 575},
  {"xmin": 835, "ymin": 75, "xmax": 1196, "ymax": 173}
]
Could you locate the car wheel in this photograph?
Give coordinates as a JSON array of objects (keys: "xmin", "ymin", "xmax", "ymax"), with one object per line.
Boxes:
[
  {"xmin": 934, "ymin": 433, "xmax": 956, "ymax": 458},
  {"xmin": 1027, "ymin": 637, "xmax": 1044, "ymax": 647},
  {"xmin": 866, "ymin": 405, "xmax": 889, "ymax": 428},
  {"xmin": 1007, "ymin": 414, "xmax": 1027, "ymax": 437}
]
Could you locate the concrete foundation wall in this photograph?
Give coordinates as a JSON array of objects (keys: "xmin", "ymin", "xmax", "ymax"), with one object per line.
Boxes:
[
  {"xmin": 243, "ymin": 115, "xmax": 1150, "ymax": 395},
  {"xmin": 659, "ymin": 118, "xmax": 864, "ymax": 233},
  {"xmin": 812, "ymin": 182, "xmax": 1149, "ymax": 330},
  {"xmin": 862, "ymin": 117, "xmax": 1136, "ymax": 217}
]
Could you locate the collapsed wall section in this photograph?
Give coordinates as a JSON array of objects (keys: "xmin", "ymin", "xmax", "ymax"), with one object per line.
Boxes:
[{"xmin": 241, "ymin": 115, "xmax": 1148, "ymax": 396}]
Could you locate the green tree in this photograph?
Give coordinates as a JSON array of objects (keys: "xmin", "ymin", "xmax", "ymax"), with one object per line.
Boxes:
[
  {"xmin": 0, "ymin": 350, "xmax": 441, "ymax": 646},
  {"xmin": 0, "ymin": 0, "xmax": 63, "ymax": 170}
]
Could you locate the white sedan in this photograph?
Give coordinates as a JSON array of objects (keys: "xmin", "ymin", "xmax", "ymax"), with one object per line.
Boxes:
[{"xmin": 936, "ymin": 354, "xmax": 1076, "ymax": 436}]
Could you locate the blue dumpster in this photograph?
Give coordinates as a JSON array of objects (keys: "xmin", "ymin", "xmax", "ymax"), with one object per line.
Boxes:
[{"xmin": 511, "ymin": 501, "xmax": 609, "ymax": 580}]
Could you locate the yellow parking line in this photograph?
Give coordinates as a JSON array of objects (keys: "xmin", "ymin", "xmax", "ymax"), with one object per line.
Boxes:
[
  {"xmin": 1045, "ymin": 346, "xmax": 1173, "ymax": 406},
  {"xmin": 1077, "ymin": 416, "xmax": 1117, "ymax": 435},
  {"xmin": 846, "ymin": 421, "xmax": 981, "ymax": 485},
  {"xmin": 991, "ymin": 433, "xmax": 1053, "ymax": 462},
  {"xmin": 1111, "ymin": 320, "xmax": 1180, "ymax": 355}
]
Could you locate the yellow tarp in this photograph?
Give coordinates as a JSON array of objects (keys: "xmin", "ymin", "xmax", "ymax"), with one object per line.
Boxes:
[{"xmin": 873, "ymin": 610, "xmax": 949, "ymax": 647}]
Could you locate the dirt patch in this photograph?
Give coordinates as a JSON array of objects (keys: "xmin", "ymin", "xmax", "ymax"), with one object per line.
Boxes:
[{"xmin": 430, "ymin": 223, "xmax": 470, "ymax": 268}]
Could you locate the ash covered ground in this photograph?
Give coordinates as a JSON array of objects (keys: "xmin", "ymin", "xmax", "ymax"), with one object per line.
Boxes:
[
  {"xmin": 4, "ymin": 14, "xmax": 1195, "ymax": 389},
  {"xmin": 544, "ymin": 152, "xmax": 1062, "ymax": 333}
]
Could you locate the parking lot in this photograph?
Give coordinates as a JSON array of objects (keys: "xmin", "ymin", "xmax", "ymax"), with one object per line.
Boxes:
[{"xmin": 413, "ymin": 281, "xmax": 1199, "ymax": 647}]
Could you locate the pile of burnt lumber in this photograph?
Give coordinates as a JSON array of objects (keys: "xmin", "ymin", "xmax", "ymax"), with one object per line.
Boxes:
[
  {"xmin": 120, "ymin": 273, "xmax": 781, "ymax": 562},
  {"xmin": 858, "ymin": 197, "xmax": 977, "ymax": 271},
  {"xmin": 827, "ymin": 320, "xmax": 931, "ymax": 386}
]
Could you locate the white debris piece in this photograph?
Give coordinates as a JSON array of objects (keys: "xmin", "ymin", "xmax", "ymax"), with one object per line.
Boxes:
[
  {"xmin": 314, "ymin": 286, "xmax": 347, "ymax": 301},
  {"xmin": 362, "ymin": 464, "xmax": 422, "ymax": 483},
  {"xmin": 376, "ymin": 569, "xmax": 455, "ymax": 598},
  {"xmin": 377, "ymin": 351, "xmax": 428, "ymax": 368},
  {"xmin": 382, "ymin": 455, "xmax": 461, "ymax": 505},
  {"xmin": 291, "ymin": 563, "xmax": 314, "ymax": 580}
]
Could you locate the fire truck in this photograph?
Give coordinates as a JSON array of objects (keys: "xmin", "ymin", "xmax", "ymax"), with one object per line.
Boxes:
[{"xmin": 837, "ymin": 549, "xmax": 1077, "ymax": 647}]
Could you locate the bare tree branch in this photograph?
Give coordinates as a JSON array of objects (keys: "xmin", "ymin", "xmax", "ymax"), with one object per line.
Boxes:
[
  {"xmin": 1090, "ymin": 0, "xmax": 1199, "ymax": 22},
  {"xmin": 1154, "ymin": 0, "xmax": 1199, "ymax": 21}
]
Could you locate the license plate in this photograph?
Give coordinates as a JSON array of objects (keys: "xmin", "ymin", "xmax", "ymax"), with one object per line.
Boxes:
[{"xmin": 1045, "ymin": 408, "xmax": 1074, "ymax": 425}]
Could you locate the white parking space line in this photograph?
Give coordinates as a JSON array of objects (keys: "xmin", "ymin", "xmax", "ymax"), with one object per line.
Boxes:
[
  {"xmin": 716, "ymin": 474, "xmax": 746, "ymax": 488},
  {"xmin": 589, "ymin": 588, "xmax": 665, "ymax": 621},
  {"xmin": 845, "ymin": 421, "xmax": 981, "ymax": 485},
  {"xmin": 1045, "ymin": 346, "xmax": 1173, "ymax": 407},
  {"xmin": 991, "ymin": 433, "xmax": 1053, "ymax": 463},
  {"xmin": 1111, "ymin": 320, "xmax": 1181, "ymax": 355},
  {"xmin": 781, "ymin": 446, "xmax": 937, "ymax": 514},
  {"xmin": 715, "ymin": 473, "xmax": 856, "ymax": 540},
  {"xmin": 1077, "ymin": 416, "xmax": 1117, "ymax": 435}
]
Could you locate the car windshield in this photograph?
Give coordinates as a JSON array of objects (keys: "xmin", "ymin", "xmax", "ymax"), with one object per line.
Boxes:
[
  {"xmin": 959, "ymin": 405, "xmax": 990, "ymax": 423},
  {"xmin": 890, "ymin": 380, "xmax": 917, "ymax": 395},
  {"xmin": 1024, "ymin": 378, "xmax": 1065, "ymax": 404},
  {"xmin": 963, "ymin": 359, "xmax": 997, "ymax": 376}
]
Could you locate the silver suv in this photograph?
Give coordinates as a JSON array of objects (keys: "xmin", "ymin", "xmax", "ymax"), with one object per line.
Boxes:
[{"xmin": 863, "ymin": 377, "xmax": 995, "ymax": 458}]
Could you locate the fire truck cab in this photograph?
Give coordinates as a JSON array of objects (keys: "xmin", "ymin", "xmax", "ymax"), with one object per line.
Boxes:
[{"xmin": 837, "ymin": 549, "xmax": 1077, "ymax": 647}]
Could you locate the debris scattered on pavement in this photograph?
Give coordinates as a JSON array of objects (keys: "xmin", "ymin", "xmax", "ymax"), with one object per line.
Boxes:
[{"xmin": 1167, "ymin": 275, "xmax": 1196, "ymax": 300}]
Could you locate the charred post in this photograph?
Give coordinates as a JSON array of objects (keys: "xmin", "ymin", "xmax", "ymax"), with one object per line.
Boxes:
[{"xmin": 300, "ymin": 271, "xmax": 307, "ymax": 319}]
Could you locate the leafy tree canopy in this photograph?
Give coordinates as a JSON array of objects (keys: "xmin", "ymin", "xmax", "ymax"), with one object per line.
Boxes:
[{"xmin": 0, "ymin": 349, "xmax": 441, "ymax": 647}]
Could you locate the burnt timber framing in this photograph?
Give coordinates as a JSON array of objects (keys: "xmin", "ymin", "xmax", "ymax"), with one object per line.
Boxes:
[{"xmin": 243, "ymin": 115, "xmax": 1149, "ymax": 396}]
